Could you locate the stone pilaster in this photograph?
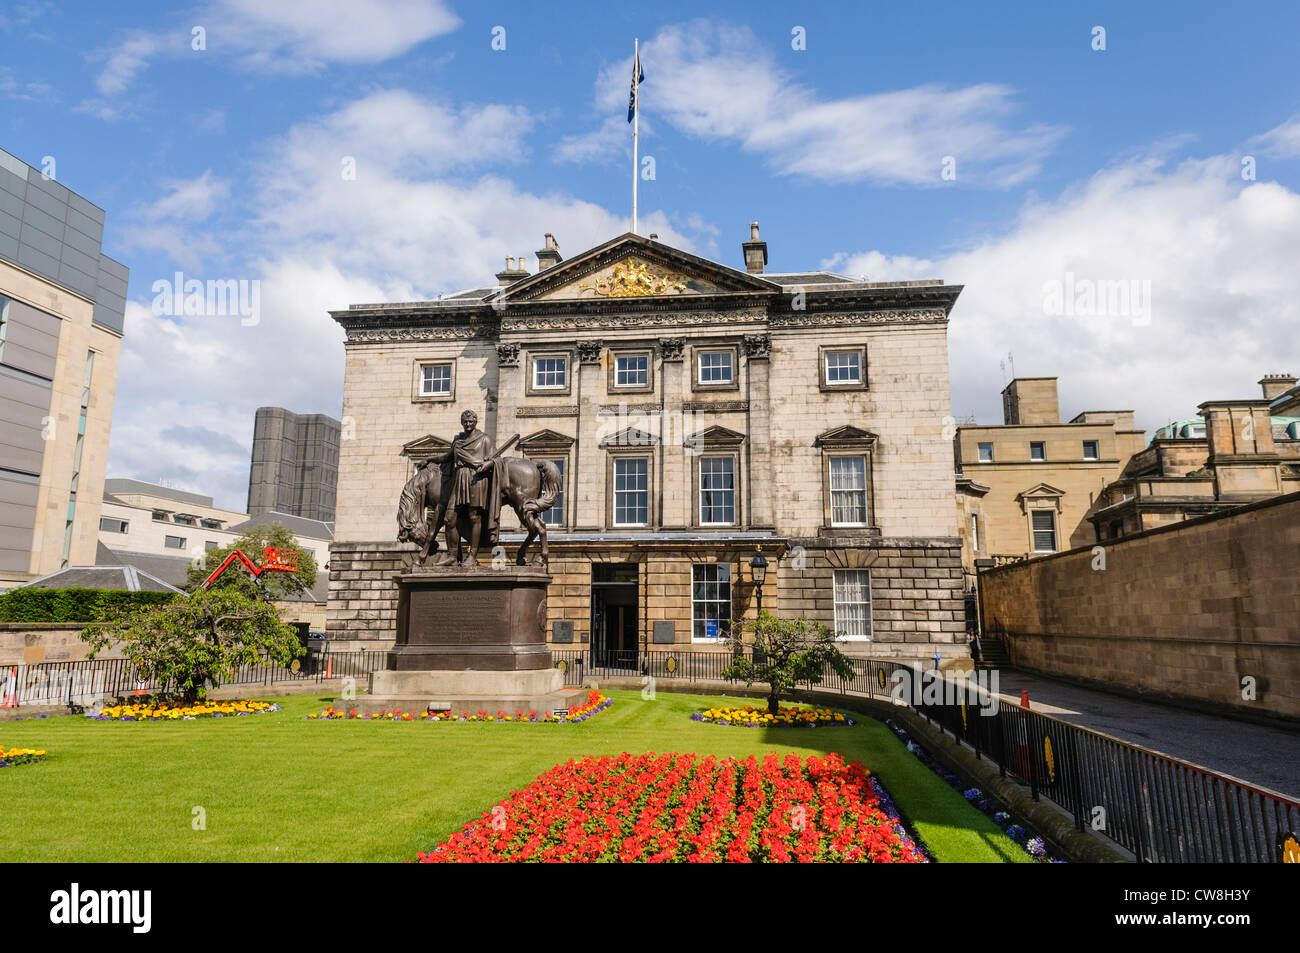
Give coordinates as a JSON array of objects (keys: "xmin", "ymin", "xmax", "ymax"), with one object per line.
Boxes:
[
  {"xmin": 575, "ymin": 341, "xmax": 604, "ymax": 530},
  {"xmin": 744, "ymin": 334, "xmax": 773, "ymax": 529},
  {"xmin": 659, "ymin": 338, "xmax": 687, "ymax": 528}
]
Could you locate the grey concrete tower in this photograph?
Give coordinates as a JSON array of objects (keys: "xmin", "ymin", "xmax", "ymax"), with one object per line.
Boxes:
[{"xmin": 246, "ymin": 407, "xmax": 341, "ymax": 523}]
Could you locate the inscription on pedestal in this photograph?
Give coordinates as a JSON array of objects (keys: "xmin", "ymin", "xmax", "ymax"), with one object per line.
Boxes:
[{"xmin": 390, "ymin": 568, "xmax": 553, "ymax": 672}]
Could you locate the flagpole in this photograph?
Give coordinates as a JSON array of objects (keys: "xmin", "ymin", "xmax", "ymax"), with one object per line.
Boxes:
[{"xmin": 632, "ymin": 37, "xmax": 639, "ymax": 235}]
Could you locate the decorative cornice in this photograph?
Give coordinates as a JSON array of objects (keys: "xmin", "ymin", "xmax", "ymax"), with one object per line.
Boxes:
[
  {"xmin": 770, "ymin": 309, "xmax": 948, "ymax": 330},
  {"xmin": 599, "ymin": 402, "xmax": 661, "ymax": 415},
  {"xmin": 516, "ymin": 405, "xmax": 580, "ymax": 418},
  {"xmin": 342, "ymin": 324, "xmax": 494, "ymax": 343},
  {"xmin": 682, "ymin": 399, "xmax": 749, "ymax": 413},
  {"xmin": 336, "ymin": 306, "xmax": 949, "ymax": 343},
  {"xmin": 503, "ymin": 309, "xmax": 767, "ymax": 332}
]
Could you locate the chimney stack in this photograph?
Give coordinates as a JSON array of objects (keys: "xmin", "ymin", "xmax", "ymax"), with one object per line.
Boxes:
[
  {"xmin": 536, "ymin": 233, "xmax": 562, "ymax": 270},
  {"xmin": 496, "ymin": 255, "xmax": 529, "ymax": 287},
  {"xmin": 1259, "ymin": 372, "xmax": 1298, "ymax": 401},
  {"xmin": 742, "ymin": 221, "xmax": 768, "ymax": 275}
]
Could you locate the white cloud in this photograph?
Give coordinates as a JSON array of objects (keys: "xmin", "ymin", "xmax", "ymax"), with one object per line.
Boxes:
[
  {"xmin": 87, "ymin": 0, "xmax": 460, "ymax": 104},
  {"xmin": 563, "ymin": 20, "xmax": 1063, "ymax": 187},
  {"xmin": 94, "ymin": 31, "xmax": 164, "ymax": 96},
  {"xmin": 832, "ymin": 152, "xmax": 1300, "ymax": 430},
  {"xmin": 146, "ymin": 170, "xmax": 230, "ymax": 221},
  {"xmin": 110, "ymin": 88, "xmax": 699, "ymax": 508},
  {"xmin": 0, "ymin": 66, "xmax": 56, "ymax": 101},
  {"xmin": 119, "ymin": 171, "xmax": 231, "ymax": 273},
  {"xmin": 1251, "ymin": 115, "xmax": 1300, "ymax": 159},
  {"xmin": 212, "ymin": 0, "xmax": 460, "ymax": 68}
]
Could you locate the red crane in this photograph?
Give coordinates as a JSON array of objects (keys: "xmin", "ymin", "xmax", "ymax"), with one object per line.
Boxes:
[{"xmin": 199, "ymin": 546, "xmax": 300, "ymax": 590}]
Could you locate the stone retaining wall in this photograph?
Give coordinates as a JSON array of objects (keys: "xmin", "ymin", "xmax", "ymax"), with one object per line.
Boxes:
[{"xmin": 979, "ymin": 492, "xmax": 1300, "ymax": 721}]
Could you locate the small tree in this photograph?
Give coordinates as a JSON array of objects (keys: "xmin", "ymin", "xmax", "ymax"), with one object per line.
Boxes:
[
  {"xmin": 721, "ymin": 611, "xmax": 857, "ymax": 715},
  {"xmin": 81, "ymin": 589, "xmax": 304, "ymax": 703},
  {"xmin": 185, "ymin": 523, "xmax": 317, "ymax": 601}
]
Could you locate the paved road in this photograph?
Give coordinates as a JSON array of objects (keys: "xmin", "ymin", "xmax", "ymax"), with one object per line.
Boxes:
[{"xmin": 992, "ymin": 670, "xmax": 1300, "ymax": 799}]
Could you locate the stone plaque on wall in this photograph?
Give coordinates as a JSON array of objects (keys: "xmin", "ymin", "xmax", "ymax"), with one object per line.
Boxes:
[
  {"xmin": 552, "ymin": 620, "xmax": 574, "ymax": 643},
  {"xmin": 652, "ymin": 621, "xmax": 675, "ymax": 644}
]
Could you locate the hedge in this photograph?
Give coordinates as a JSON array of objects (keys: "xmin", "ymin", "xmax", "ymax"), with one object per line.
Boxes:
[{"xmin": 0, "ymin": 588, "xmax": 176, "ymax": 624}]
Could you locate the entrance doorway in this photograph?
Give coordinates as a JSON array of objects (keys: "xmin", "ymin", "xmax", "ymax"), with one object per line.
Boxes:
[{"xmin": 591, "ymin": 563, "xmax": 638, "ymax": 669}]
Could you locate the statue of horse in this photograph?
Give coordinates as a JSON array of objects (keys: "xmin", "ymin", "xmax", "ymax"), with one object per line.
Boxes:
[{"xmin": 397, "ymin": 457, "xmax": 560, "ymax": 567}]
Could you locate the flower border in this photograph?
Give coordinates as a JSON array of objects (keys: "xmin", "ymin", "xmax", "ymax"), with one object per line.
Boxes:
[
  {"xmin": 884, "ymin": 718, "xmax": 1064, "ymax": 863},
  {"xmin": 0, "ymin": 744, "xmax": 47, "ymax": 767},
  {"xmin": 308, "ymin": 689, "xmax": 612, "ymax": 723},
  {"xmin": 87, "ymin": 699, "xmax": 284, "ymax": 721},
  {"xmin": 691, "ymin": 703, "xmax": 855, "ymax": 728}
]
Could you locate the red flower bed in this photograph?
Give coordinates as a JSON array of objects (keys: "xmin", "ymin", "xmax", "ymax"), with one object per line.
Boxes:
[{"xmin": 417, "ymin": 752, "xmax": 927, "ymax": 863}]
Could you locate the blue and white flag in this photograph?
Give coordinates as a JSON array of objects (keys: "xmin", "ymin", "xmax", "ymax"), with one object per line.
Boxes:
[{"xmin": 627, "ymin": 51, "xmax": 644, "ymax": 122}]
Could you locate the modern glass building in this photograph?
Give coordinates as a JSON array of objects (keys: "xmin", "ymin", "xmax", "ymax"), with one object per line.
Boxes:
[{"xmin": 0, "ymin": 147, "xmax": 128, "ymax": 587}]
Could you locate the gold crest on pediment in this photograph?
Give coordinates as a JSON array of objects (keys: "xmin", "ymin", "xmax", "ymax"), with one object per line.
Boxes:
[{"xmin": 580, "ymin": 257, "xmax": 688, "ymax": 298}]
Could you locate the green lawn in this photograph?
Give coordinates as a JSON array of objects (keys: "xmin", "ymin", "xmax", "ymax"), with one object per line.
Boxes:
[{"xmin": 0, "ymin": 690, "xmax": 1031, "ymax": 863}]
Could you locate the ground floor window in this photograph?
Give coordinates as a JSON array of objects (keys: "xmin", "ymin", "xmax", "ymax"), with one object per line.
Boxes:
[
  {"xmin": 833, "ymin": 569, "xmax": 872, "ymax": 641},
  {"xmin": 692, "ymin": 563, "xmax": 732, "ymax": 642}
]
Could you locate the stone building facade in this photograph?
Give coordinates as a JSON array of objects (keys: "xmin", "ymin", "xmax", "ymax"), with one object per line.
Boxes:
[
  {"xmin": 1087, "ymin": 373, "xmax": 1300, "ymax": 539},
  {"xmin": 954, "ymin": 377, "xmax": 1146, "ymax": 595},
  {"xmin": 328, "ymin": 229, "xmax": 964, "ymax": 662}
]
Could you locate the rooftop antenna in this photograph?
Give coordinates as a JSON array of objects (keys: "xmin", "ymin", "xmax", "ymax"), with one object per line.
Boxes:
[{"xmin": 1007, "ymin": 351, "xmax": 1016, "ymax": 379}]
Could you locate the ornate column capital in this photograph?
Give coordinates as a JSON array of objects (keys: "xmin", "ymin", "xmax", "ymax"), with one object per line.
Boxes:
[
  {"xmin": 659, "ymin": 337, "xmax": 685, "ymax": 362},
  {"xmin": 497, "ymin": 343, "xmax": 520, "ymax": 367},
  {"xmin": 742, "ymin": 333, "xmax": 772, "ymax": 360},
  {"xmin": 577, "ymin": 339, "xmax": 604, "ymax": 364}
]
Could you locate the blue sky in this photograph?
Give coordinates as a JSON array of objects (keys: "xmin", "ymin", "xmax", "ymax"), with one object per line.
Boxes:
[{"xmin": 4, "ymin": 0, "xmax": 1300, "ymax": 508}]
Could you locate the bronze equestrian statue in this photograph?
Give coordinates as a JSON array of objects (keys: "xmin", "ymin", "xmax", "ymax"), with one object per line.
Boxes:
[{"xmin": 396, "ymin": 409, "xmax": 560, "ymax": 568}]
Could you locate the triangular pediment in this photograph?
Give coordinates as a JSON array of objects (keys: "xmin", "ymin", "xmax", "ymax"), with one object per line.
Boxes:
[
  {"xmin": 402, "ymin": 434, "xmax": 452, "ymax": 459},
  {"xmin": 684, "ymin": 425, "xmax": 746, "ymax": 449},
  {"xmin": 1017, "ymin": 482, "xmax": 1066, "ymax": 500},
  {"xmin": 815, "ymin": 425, "xmax": 879, "ymax": 447},
  {"xmin": 496, "ymin": 233, "xmax": 782, "ymax": 303},
  {"xmin": 599, "ymin": 426, "xmax": 660, "ymax": 448},
  {"xmin": 519, "ymin": 428, "xmax": 575, "ymax": 452}
]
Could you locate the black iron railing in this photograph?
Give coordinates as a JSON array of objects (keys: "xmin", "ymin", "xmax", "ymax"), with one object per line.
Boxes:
[
  {"xmin": 0, "ymin": 650, "xmax": 389, "ymax": 708},
  {"xmin": 892, "ymin": 663, "xmax": 1300, "ymax": 863}
]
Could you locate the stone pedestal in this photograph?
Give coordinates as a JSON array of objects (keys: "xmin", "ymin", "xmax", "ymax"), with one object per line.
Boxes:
[
  {"xmin": 390, "ymin": 566, "xmax": 552, "ymax": 671},
  {"xmin": 352, "ymin": 566, "xmax": 585, "ymax": 714}
]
